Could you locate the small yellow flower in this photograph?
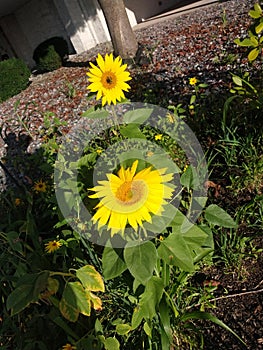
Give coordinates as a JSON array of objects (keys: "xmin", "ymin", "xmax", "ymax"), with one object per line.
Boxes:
[
  {"xmin": 189, "ymin": 77, "xmax": 198, "ymax": 86},
  {"xmin": 45, "ymin": 240, "xmax": 62, "ymax": 253},
  {"xmin": 96, "ymin": 149, "xmax": 103, "ymax": 155},
  {"xmin": 183, "ymin": 164, "xmax": 189, "ymax": 172},
  {"xmin": 147, "ymin": 151, "xmax": 154, "ymax": 157},
  {"xmin": 15, "ymin": 198, "xmax": 21, "ymax": 206},
  {"xmin": 33, "ymin": 180, "xmax": 47, "ymax": 193},
  {"xmin": 159, "ymin": 235, "xmax": 164, "ymax": 241},
  {"xmin": 62, "ymin": 344, "xmax": 76, "ymax": 350},
  {"xmin": 87, "ymin": 53, "xmax": 132, "ymax": 106},
  {"xmin": 155, "ymin": 134, "xmax": 163, "ymax": 141}
]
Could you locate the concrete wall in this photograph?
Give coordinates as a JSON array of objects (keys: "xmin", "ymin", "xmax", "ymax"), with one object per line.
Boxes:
[{"xmin": 0, "ymin": 0, "xmax": 140, "ymax": 68}]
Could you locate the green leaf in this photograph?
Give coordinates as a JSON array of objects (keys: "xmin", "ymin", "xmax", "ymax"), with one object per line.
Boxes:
[
  {"xmin": 249, "ymin": 9, "xmax": 262, "ymax": 19},
  {"xmin": 76, "ymin": 265, "xmax": 105, "ymax": 292},
  {"xmin": 248, "ymin": 47, "xmax": 260, "ymax": 62},
  {"xmin": 7, "ymin": 271, "xmax": 49, "ymax": 316},
  {"xmin": 143, "ymin": 321, "xmax": 152, "ymax": 337},
  {"xmin": 82, "ymin": 108, "xmax": 109, "ymax": 119},
  {"xmin": 158, "ymin": 232, "xmax": 195, "ymax": 271},
  {"xmin": 119, "ymin": 124, "xmax": 146, "ymax": 139},
  {"xmin": 143, "ymin": 203, "xmax": 177, "ymax": 233},
  {"xmin": 59, "ymin": 283, "xmax": 79, "ymax": 322},
  {"xmin": 256, "ymin": 21, "xmax": 263, "ymax": 34},
  {"xmin": 116, "ymin": 323, "xmax": 132, "ymax": 335},
  {"xmin": 124, "ymin": 241, "xmax": 157, "ymax": 285},
  {"xmin": 254, "ymin": 3, "xmax": 262, "ymax": 14},
  {"xmin": 102, "ymin": 247, "xmax": 127, "ymax": 280},
  {"xmin": 232, "ymin": 75, "xmax": 243, "ymax": 87},
  {"xmin": 180, "ymin": 165, "xmax": 200, "ymax": 190},
  {"xmin": 132, "ymin": 276, "xmax": 164, "ymax": 329},
  {"xmin": 69, "ymin": 281, "xmax": 91, "ymax": 316},
  {"xmin": 205, "ymin": 204, "xmax": 237, "ymax": 228},
  {"xmin": 159, "ymin": 299, "xmax": 173, "ymax": 343},
  {"xmin": 104, "ymin": 337, "xmax": 120, "ymax": 350},
  {"xmin": 123, "ymin": 108, "xmax": 153, "ymax": 124},
  {"xmin": 181, "ymin": 311, "xmax": 246, "ymax": 346},
  {"xmin": 234, "ymin": 38, "xmax": 257, "ymax": 47}
]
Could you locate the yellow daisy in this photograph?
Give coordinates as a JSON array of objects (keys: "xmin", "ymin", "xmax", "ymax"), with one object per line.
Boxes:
[
  {"xmin": 45, "ymin": 240, "xmax": 62, "ymax": 253},
  {"xmin": 62, "ymin": 344, "xmax": 76, "ymax": 350},
  {"xmin": 189, "ymin": 77, "xmax": 198, "ymax": 86},
  {"xmin": 33, "ymin": 179, "xmax": 47, "ymax": 193},
  {"xmin": 86, "ymin": 53, "xmax": 131, "ymax": 106},
  {"xmin": 14, "ymin": 198, "xmax": 21, "ymax": 206},
  {"xmin": 89, "ymin": 160, "xmax": 174, "ymax": 235},
  {"xmin": 155, "ymin": 134, "xmax": 163, "ymax": 141}
]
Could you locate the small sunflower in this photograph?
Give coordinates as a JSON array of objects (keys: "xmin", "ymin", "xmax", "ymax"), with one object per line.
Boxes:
[
  {"xmin": 33, "ymin": 179, "xmax": 47, "ymax": 193},
  {"xmin": 45, "ymin": 240, "xmax": 62, "ymax": 253},
  {"xmin": 189, "ymin": 77, "xmax": 198, "ymax": 86},
  {"xmin": 62, "ymin": 344, "xmax": 76, "ymax": 350},
  {"xmin": 87, "ymin": 53, "xmax": 131, "ymax": 106},
  {"xmin": 14, "ymin": 198, "xmax": 21, "ymax": 206},
  {"xmin": 89, "ymin": 160, "xmax": 174, "ymax": 235}
]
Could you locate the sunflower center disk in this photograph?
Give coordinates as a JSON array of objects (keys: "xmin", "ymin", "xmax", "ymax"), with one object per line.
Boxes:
[
  {"xmin": 115, "ymin": 180, "xmax": 147, "ymax": 206},
  {"xmin": 101, "ymin": 71, "xmax": 117, "ymax": 89}
]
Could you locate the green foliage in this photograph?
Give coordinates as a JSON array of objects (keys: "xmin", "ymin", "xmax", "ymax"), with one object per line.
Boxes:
[
  {"xmin": 0, "ymin": 58, "xmax": 31, "ymax": 102},
  {"xmin": 234, "ymin": 2, "xmax": 263, "ymax": 62},
  {"xmin": 33, "ymin": 36, "xmax": 68, "ymax": 65},
  {"xmin": 37, "ymin": 45, "xmax": 62, "ymax": 72}
]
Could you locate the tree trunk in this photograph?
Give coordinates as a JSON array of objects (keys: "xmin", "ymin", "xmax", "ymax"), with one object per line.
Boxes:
[{"xmin": 98, "ymin": 0, "xmax": 138, "ymax": 59}]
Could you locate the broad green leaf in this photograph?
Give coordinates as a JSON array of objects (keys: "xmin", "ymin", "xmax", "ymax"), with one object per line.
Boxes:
[
  {"xmin": 143, "ymin": 203, "xmax": 177, "ymax": 233},
  {"xmin": 7, "ymin": 271, "xmax": 49, "ymax": 316},
  {"xmin": 59, "ymin": 283, "xmax": 79, "ymax": 322},
  {"xmin": 182, "ymin": 224, "xmax": 208, "ymax": 250},
  {"xmin": 132, "ymin": 277, "xmax": 164, "ymax": 329},
  {"xmin": 69, "ymin": 282, "xmax": 91, "ymax": 316},
  {"xmin": 256, "ymin": 21, "xmax": 263, "ymax": 34},
  {"xmin": 6, "ymin": 231, "xmax": 23, "ymax": 253},
  {"xmin": 76, "ymin": 265, "xmax": 105, "ymax": 292},
  {"xmin": 102, "ymin": 247, "xmax": 127, "ymax": 280},
  {"xmin": 116, "ymin": 323, "xmax": 132, "ymax": 335},
  {"xmin": 180, "ymin": 165, "xmax": 200, "ymax": 190},
  {"xmin": 123, "ymin": 108, "xmax": 153, "ymax": 124},
  {"xmin": 249, "ymin": 9, "xmax": 262, "ymax": 19},
  {"xmin": 232, "ymin": 75, "xmax": 243, "ymax": 87},
  {"xmin": 124, "ymin": 241, "xmax": 157, "ymax": 285},
  {"xmin": 158, "ymin": 232, "xmax": 195, "ymax": 271},
  {"xmin": 119, "ymin": 124, "xmax": 146, "ymax": 139},
  {"xmin": 254, "ymin": 3, "xmax": 262, "ymax": 13},
  {"xmin": 82, "ymin": 108, "xmax": 109, "ymax": 119},
  {"xmin": 205, "ymin": 204, "xmax": 237, "ymax": 228},
  {"xmin": 234, "ymin": 38, "xmax": 256, "ymax": 47},
  {"xmin": 46, "ymin": 277, "xmax": 59, "ymax": 294},
  {"xmin": 77, "ymin": 153, "xmax": 97, "ymax": 167},
  {"xmin": 248, "ymin": 48, "xmax": 260, "ymax": 62},
  {"xmin": 104, "ymin": 337, "xmax": 120, "ymax": 350}
]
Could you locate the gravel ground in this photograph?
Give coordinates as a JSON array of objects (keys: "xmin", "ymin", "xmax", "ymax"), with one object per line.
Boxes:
[
  {"xmin": 0, "ymin": 0, "xmax": 256, "ymax": 158},
  {"xmin": 0, "ymin": 1, "xmax": 262, "ymax": 348}
]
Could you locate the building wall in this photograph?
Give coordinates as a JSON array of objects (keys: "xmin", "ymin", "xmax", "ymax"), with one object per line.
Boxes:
[{"xmin": 0, "ymin": 0, "xmax": 138, "ymax": 68}]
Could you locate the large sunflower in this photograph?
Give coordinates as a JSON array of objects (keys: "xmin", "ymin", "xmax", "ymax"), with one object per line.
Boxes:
[
  {"xmin": 87, "ymin": 53, "xmax": 131, "ymax": 106},
  {"xmin": 89, "ymin": 160, "xmax": 174, "ymax": 235}
]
